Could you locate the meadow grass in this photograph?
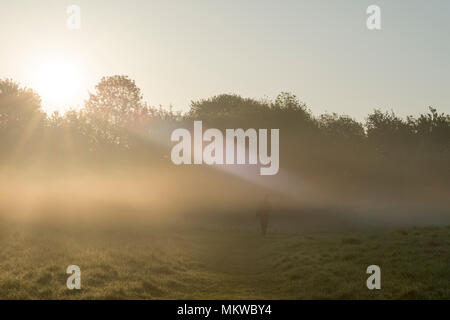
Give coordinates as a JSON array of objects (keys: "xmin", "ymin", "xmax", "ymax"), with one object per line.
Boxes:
[{"xmin": 0, "ymin": 221, "xmax": 448, "ymax": 299}]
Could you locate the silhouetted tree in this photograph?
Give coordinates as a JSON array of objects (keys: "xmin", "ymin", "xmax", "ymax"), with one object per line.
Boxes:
[
  {"xmin": 85, "ymin": 75, "xmax": 149, "ymax": 127},
  {"xmin": 319, "ymin": 113, "xmax": 365, "ymax": 141},
  {"xmin": 0, "ymin": 79, "xmax": 44, "ymax": 155},
  {"xmin": 188, "ymin": 93, "xmax": 269, "ymax": 125},
  {"xmin": 0, "ymin": 78, "xmax": 43, "ymax": 131},
  {"xmin": 365, "ymin": 109, "xmax": 414, "ymax": 157},
  {"xmin": 84, "ymin": 76, "xmax": 152, "ymax": 148},
  {"xmin": 412, "ymin": 107, "xmax": 450, "ymax": 153}
]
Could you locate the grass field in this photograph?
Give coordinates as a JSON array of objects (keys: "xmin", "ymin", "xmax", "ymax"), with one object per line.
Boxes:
[{"xmin": 0, "ymin": 220, "xmax": 448, "ymax": 300}]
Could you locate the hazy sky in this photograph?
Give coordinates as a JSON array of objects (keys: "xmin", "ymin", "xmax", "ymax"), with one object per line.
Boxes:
[{"xmin": 1, "ymin": 0, "xmax": 449, "ymax": 119}]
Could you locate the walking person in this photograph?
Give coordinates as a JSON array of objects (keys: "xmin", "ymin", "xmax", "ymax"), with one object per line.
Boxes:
[{"xmin": 256, "ymin": 194, "xmax": 271, "ymax": 236}]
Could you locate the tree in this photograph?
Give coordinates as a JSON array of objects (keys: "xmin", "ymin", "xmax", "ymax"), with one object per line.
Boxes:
[
  {"xmin": 85, "ymin": 75, "xmax": 149, "ymax": 128},
  {"xmin": 318, "ymin": 113, "xmax": 365, "ymax": 141},
  {"xmin": 270, "ymin": 92, "xmax": 314, "ymax": 130},
  {"xmin": 0, "ymin": 78, "xmax": 43, "ymax": 131},
  {"xmin": 365, "ymin": 109, "xmax": 414, "ymax": 156},
  {"xmin": 84, "ymin": 75, "xmax": 152, "ymax": 149},
  {"xmin": 0, "ymin": 78, "xmax": 44, "ymax": 156},
  {"xmin": 412, "ymin": 107, "xmax": 450, "ymax": 152},
  {"xmin": 188, "ymin": 94, "xmax": 268, "ymax": 122}
]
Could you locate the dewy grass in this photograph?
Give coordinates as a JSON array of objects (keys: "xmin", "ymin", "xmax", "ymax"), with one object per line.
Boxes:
[{"xmin": 0, "ymin": 221, "xmax": 448, "ymax": 300}]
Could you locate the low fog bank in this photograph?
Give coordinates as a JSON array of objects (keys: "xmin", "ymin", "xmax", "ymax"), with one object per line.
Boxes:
[{"xmin": 1, "ymin": 164, "xmax": 448, "ymax": 232}]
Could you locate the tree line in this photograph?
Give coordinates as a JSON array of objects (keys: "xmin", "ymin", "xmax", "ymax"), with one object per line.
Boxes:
[{"xmin": 1, "ymin": 75, "xmax": 449, "ymax": 191}]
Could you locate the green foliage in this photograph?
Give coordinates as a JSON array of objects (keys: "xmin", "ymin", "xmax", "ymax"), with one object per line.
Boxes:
[{"xmin": 1, "ymin": 76, "xmax": 449, "ymax": 191}]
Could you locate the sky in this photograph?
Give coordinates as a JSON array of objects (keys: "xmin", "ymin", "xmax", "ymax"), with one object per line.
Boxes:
[{"xmin": 1, "ymin": 0, "xmax": 449, "ymax": 119}]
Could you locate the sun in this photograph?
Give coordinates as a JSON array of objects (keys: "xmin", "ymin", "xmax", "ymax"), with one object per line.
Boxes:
[{"xmin": 31, "ymin": 57, "xmax": 84, "ymax": 114}]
